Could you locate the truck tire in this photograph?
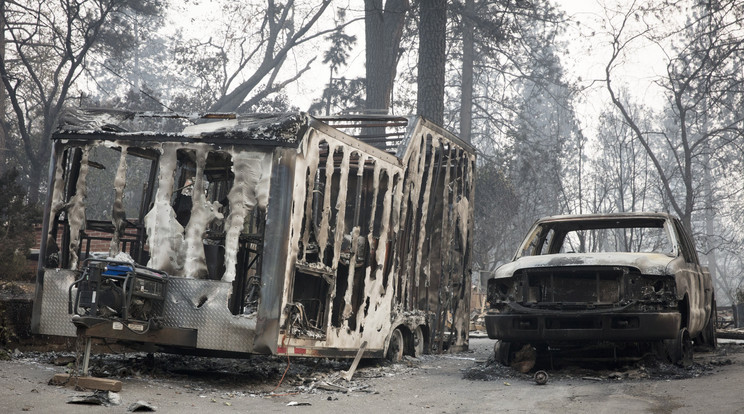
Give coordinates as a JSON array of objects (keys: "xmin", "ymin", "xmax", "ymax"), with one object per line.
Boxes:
[{"xmin": 666, "ymin": 327, "xmax": 693, "ymax": 367}]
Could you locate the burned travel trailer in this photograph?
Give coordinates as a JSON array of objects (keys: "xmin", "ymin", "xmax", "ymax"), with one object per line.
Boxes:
[{"xmin": 32, "ymin": 110, "xmax": 475, "ymax": 365}]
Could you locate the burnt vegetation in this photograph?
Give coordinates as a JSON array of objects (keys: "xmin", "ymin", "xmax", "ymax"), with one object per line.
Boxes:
[{"xmin": 0, "ymin": 168, "xmax": 41, "ymax": 282}]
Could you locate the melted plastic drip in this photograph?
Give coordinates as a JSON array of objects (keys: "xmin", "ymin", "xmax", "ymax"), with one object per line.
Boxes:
[
  {"xmin": 222, "ymin": 150, "xmax": 270, "ymax": 282},
  {"xmin": 144, "ymin": 144, "xmax": 185, "ymax": 274},
  {"xmin": 67, "ymin": 147, "xmax": 90, "ymax": 269},
  {"xmin": 46, "ymin": 153, "xmax": 67, "ymax": 252},
  {"xmin": 183, "ymin": 147, "xmax": 224, "ymax": 278},
  {"xmin": 109, "ymin": 145, "xmax": 128, "ymax": 257}
]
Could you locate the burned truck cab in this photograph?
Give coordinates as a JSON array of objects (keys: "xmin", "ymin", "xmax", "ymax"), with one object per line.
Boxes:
[
  {"xmin": 32, "ymin": 110, "xmax": 475, "ymax": 363},
  {"xmin": 485, "ymin": 213, "xmax": 716, "ymax": 366}
]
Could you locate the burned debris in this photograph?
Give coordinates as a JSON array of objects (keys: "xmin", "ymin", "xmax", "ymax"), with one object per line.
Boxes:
[
  {"xmin": 463, "ymin": 336, "xmax": 739, "ymax": 385},
  {"xmin": 32, "ymin": 110, "xmax": 475, "ymax": 365}
]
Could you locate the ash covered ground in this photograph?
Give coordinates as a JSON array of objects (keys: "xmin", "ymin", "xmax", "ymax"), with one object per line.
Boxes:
[
  {"xmin": 2, "ymin": 337, "xmax": 744, "ymax": 413},
  {"xmin": 4, "ymin": 338, "xmax": 742, "ymax": 390},
  {"xmin": 5, "ymin": 343, "xmax": 425, "ymax": 397}
]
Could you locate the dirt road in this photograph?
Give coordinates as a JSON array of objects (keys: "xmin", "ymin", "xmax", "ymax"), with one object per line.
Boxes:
[{"xmin": 1, "ymin": 337, "xmax": 743, "ymax": 413}]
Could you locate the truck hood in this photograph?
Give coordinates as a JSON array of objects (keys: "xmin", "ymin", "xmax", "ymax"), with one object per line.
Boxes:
[{"xmin": 493, "ymin": 252, "xmax": 676, "ymax": 279}]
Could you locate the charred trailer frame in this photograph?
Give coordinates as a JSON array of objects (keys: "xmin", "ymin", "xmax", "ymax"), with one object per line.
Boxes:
[{"xmin": 32, "ymin": 110, "xmax": 475, "ymax": 362}]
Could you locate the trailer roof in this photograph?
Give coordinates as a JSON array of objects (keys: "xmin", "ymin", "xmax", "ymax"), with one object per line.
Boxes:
[
  {"xmin": 52, "ymin": 108, "xmax": 476, "ymax": 161},
  {"xmin": 53, "ymin": 109, "xmax": 308, "ymax": 148}
]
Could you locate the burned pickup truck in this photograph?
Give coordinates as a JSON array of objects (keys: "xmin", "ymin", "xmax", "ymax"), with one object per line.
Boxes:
[{"xmin": 486, "ymin": 213, "xmax": 716, "ymax": 366}]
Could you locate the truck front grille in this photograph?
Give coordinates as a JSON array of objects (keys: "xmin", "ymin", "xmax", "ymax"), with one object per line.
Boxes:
[{"xmin": 518, "ymin": 267, "xmax": 626, "ymax": 305}]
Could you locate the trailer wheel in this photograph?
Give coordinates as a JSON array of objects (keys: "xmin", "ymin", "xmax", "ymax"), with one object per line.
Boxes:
[
  {"xmin": 386, "ymin": 328, "xmax": 404, "ymax": 362},
  {"xmin": 413, "ymin": 326, "xmax": 426, "ymax": 357}
]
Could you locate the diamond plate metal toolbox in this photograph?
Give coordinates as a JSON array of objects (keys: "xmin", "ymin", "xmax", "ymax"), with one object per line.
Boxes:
[{"xmin": 163, "ymin": 278, "xmax": 258, "ymax": 352}]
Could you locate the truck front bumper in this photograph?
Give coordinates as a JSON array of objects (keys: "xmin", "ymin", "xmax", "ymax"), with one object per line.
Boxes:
[{"xmin": 485, "ymin": 311, "xmax": 681, "ymax": 343}]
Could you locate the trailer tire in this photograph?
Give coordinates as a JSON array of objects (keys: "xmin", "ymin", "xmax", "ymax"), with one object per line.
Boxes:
[{"xmin": 386, "ymin": 328, "xmax": 404, "ymax": 362}]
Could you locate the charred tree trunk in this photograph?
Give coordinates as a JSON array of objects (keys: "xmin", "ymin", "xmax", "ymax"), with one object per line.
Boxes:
[
  {"xmin": 364, "ymin": 0, "xmax": 408, "ymax": 114},
  {"xmin": 459, "ymin": 0, "xmax": 474, "ymax": 143},
  {"xmin": 0, "ymin": 2, "xmax": 6, "ymax": 174},
  {"xmin": 417, "ymin": 0, "xmax": 446, "ymax": 124},
  {"xmin": 364, "ymin": 0, "xmax": 408, "ymax": 147}
]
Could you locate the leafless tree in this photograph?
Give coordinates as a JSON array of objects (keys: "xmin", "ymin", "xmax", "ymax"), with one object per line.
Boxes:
[
  {"xmin": 205, "ymin": 0, "xmax": 336, "ymax": 113},
  {"xmin": 604, "ymin": 0, "xmax": 744, "ymax": 303},
  {"xmin": 0, "ymin": 0, "xmax": 159, "ymax": 202},
  {"xmin": 605, "ymin": 0, "xmax": 744, "ymax": 232},
  {"xmin": 592, "ymin": 98, "xmax": 656, "ymax": 215}
]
